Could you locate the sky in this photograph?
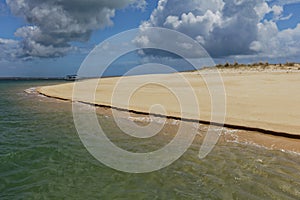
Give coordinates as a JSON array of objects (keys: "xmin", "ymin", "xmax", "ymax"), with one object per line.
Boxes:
[{"xmin": 0, "ymin": 0, "xmax": 300, "ymax": 77}]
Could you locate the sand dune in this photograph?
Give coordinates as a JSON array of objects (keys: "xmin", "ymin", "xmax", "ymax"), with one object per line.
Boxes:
[{"xmin": 38, "ymin": 67, "xmax": 300, "ymax": 136}]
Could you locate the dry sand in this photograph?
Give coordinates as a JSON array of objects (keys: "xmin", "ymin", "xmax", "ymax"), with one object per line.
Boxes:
[{"xmin": 37, "ymin": 66, "xmax": 300, "ymax": 136}]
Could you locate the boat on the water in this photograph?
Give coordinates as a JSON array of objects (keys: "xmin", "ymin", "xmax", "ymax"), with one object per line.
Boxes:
[{"xmin": 64, "ymin": 75, "xmax": 78, "ymax": 81}]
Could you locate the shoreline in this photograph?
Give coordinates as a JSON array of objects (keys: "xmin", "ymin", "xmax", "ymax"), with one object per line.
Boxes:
[
  {"xmin": 35, "ymin": 91, "xmax": 300, "ymax": 154},
  {"xmin": 38, "ymin": 89, "xmax": 300, "ymax": 140},
  {"xmin": 34, "ymin": 85, "xmax": 300, "ymax": 154},
  {"xmin": 35, "ymin": 65, "xmax": 300, "ymax": 152}
]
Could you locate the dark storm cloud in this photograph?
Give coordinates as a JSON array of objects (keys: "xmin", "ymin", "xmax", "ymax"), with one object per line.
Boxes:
[{"xmin": 205, "ymin": 0, "xmax": 260, "ymax": 57}]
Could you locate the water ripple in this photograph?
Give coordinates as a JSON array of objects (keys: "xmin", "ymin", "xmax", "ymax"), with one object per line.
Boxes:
[{"xmin": 1, "ymin": 81, "xmax": 300, "ymax": 199}]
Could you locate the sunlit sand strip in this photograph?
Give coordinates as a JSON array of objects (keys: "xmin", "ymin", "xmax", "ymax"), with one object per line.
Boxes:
[{"xmin": 37, "ymin": 68, "xmax": 300, "ymax": 137}]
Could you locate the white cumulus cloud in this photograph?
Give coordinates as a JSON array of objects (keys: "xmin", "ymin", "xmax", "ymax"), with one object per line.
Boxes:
[
  {"xmin": 135, "ymin": 0, "xmax": 300, "ymax": 60},
  {"xmin": 4, "ymin": 0, "xmax": 146, "ymax": 58}
]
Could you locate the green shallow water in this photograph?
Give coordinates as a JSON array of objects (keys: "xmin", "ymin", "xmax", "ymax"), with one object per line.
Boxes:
[{"xmin": 1, "ymin": 80, "xmax": 300, "ymax": 199}]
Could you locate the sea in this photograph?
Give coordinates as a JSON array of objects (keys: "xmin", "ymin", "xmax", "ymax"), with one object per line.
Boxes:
[{"xmin": 1, "ymin": 80, "xmax": 300, "ymax": 199}]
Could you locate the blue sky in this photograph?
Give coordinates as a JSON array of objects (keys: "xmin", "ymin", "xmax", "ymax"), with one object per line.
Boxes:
[{"xmin": 0, "ymin": 0, "xmax": 300, "ymax": 77}]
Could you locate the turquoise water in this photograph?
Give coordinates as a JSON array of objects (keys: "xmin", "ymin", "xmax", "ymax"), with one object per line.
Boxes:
[{"xmin": 1, "ymin": 80, "xmax": 300, "ymax": 199}]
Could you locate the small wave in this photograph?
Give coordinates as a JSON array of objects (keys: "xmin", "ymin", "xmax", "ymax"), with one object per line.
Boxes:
[
  {"xmin": 171, "ymin": 120, "xmax": 180, "ymax": 125},
  {"xmin": 127, "ymin": 117, "xmax": 189, "ymax": 126},
  {"xmin": 73, "ymin": 101, "xmax": 96, "ymax": 111},
  {"xmin": 280, "ymin": 149, "xmax": 300, "ymax": 156},
  {"xmin": 128, "ymin": 116, "xmax": 152, "ymax": 123},
  {"xmin": 24, "ymin": 87, "xmax": 37, "ymax": 94},
  {"xmin": 222, "ymin": 129, "xmax": 300, "ymax": 156},
  {"xmin": 128, "ymin": 116, "xmax": 166, "ymax": 124},
  {"xmin": 37, "ymin": 94, "xmax": 47, "ymax": 98}
]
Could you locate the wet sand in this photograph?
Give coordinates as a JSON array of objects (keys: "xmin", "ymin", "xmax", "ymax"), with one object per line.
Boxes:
[{"xmin": 95, "ymin": 107, "xmax": 300, "ymax": 154}]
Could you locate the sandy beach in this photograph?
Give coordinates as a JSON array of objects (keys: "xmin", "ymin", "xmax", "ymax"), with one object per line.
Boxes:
[{"xmin": 37, "ymin": 64, "xmax": 300, "ymax": 136}]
